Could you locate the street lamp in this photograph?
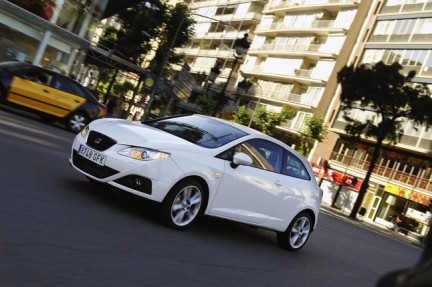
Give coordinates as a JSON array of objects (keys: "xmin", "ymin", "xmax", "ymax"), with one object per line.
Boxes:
[
  {"xmin": 214, "ymin": 33, "xmax": 250, "ymax": 116},
  {"xmin": 208, "ymin": 65, "xmax": 221, "ymax": 83},
  {"xmin": 143, "ymin": 13, "xmax": 230, "ymax": 120}
]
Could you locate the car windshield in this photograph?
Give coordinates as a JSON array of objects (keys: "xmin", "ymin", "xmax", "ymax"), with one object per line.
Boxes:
[{"xmin": 145, "ymin": 115, "xmax": 248, "ymax": 148}]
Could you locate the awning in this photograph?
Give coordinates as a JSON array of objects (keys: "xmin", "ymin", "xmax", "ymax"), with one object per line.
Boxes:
[{"xmin": 85, "ymin": 45, "xmax": 148, "ymax": 76}]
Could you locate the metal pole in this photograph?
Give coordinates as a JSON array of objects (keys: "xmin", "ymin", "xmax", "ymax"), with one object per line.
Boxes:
[
  {"xmin": 248, "ymin": 82, "xmax": 263, "ymax": 127},
  {"xmin": 214, "ymin": 56, "xmax": 239, "ymax": 116},
  {"xmin": 143, "ymin": 17, "xmax": 186, "ymax": 120}
]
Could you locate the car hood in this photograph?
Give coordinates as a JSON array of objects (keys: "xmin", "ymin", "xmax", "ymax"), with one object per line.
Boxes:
[{"xmin": 90, "ymin": 118, "xmax": 200, "ymax": 151}]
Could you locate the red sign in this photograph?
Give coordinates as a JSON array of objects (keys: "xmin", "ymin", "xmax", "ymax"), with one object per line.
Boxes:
[
  {"xmin": 331, "ymin": 171, "xmax": 362, "ymax": 191},
  {"xmin": 312, "ymin": 163, "xmax": 362, "ymax": 191}
]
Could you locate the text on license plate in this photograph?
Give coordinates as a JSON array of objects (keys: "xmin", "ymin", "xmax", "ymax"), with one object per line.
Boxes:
[{"xmin": 78, "ymin": 145, "xmax": 107, "ymax": 166}]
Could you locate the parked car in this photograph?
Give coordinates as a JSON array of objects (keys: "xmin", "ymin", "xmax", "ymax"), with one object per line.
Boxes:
[
  {"xmin": 69, "ymin": 114, "xmax": 323, "ymax": 251},
  {"xmin": 0, "ymin": 61, "xmax": 106, "ymax": 132}
]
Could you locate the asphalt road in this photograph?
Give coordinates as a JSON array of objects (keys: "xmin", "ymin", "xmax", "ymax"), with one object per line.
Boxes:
[{"xmin": 0, "ymin": 108, "xmax": 423, "ymax": 287}]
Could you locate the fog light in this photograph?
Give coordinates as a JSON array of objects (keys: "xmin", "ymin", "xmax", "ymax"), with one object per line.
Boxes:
[{"xmin": 134, "ymin": 177, "xmax": 143, "ymax": 187}]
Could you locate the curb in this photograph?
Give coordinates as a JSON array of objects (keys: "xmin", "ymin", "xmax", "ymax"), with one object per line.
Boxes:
[{"xmin": 320, "ymin": 206, "xmax": 423, "ymax": 248}]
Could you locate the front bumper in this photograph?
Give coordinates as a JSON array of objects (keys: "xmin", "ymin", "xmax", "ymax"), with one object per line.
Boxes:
[{"xmin": 69, "ymin": 133, "xmax": 182, "ymax": 202}]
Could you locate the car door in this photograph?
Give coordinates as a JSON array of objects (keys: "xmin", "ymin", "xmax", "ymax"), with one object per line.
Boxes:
[
  {"xmin": 50, "ymin": 76, "xmax": 87, "ymax": 117},
  {"xmin": 7, "ymin": 68, "xmax": 59, "ymax": 114},
  {"xmin": 209, "ymin": 139, "xmax": 286, "ymax": 224}
]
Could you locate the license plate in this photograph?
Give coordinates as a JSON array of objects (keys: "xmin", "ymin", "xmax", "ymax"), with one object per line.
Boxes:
[{"xmin": 78, "ymin": 144, "xmax": 107, "ymax": 166}]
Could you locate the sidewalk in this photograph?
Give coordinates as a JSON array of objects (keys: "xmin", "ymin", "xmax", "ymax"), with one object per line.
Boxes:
[{"xmin": 320, "ymin": 205, "xmax": 424, "ymax": 248}]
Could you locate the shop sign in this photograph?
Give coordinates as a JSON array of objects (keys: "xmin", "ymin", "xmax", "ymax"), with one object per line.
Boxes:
[
  {"xmin": 311, "ymin": 163, "xmax": 361, "ymax": 191},
  {"xmin": 384, "ymin": 183, "xmax": 431, "ymax": 205},
  {"xmin": 330, "ymin": 172, "xmax": 362, "ymax": 191}
]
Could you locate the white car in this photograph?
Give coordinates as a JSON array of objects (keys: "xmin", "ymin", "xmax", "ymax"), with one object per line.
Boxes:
[{"xmin": 69, "ymin": 114, "xmax": 322, "ymax": 251}]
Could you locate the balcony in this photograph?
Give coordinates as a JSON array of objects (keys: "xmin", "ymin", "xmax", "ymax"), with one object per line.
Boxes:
[
  {"xmin": 264, "ymin": 0, "xmax": 359, "ymax": 14},
  {"xmin": 248, "ymin": 43, "xmax": 338, "ymax": 59},
  {"xmin": 330, "ymin": 152, "xmax": 432, "ymax": 193},
  {"xmin": 256, "ymin": 20, "xmax": 347, "ymax": 36},
  {"xmin": 242, "ymin": 66, "xmax": 326, "ymax": 85},
  {"xmin": 269, "ymin": 91, "xmax": 320, "ymax": 108},
  {"xmin": 179, "ymin": 47, "xmax": 235, "ymax": 59},
  {"xmin": 193, "ymin": 30, "xmax": 252, "ymax": 41},
  {"xmin": 219, "ymin": 12, "xmax": 263, "ymax": 24},
  {"xmin": 190, "ymin": 0, "xmax": 265, "ymax": 9}
]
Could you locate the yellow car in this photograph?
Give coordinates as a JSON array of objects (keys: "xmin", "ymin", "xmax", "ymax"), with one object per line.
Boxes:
[{"xmin": 0, "ymin": 61, "xmax": 107, "ymax": 132}]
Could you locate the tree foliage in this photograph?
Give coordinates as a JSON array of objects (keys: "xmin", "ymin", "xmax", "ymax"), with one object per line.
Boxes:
[
  {"xmin": 337, "ymin": 61, "xmax": 432, "ymax": 218},
  {"xmin": 98, "ymin": 1, "xmax": 165, "ymax": 66},
  {"xmin": 196, "ymin": 95, "xmax": 217, "ymax": 116},
  {"xmin": 96, "ymin": 2, "xmax": 195, "ymax": 75},
  {"xmin": 233, "ymin": 105, "xmax": 296, "ymax": 136},
  {"xmin": 298, "ymin": 113, "xmax": 327, "ymax": 156},
  {"xmin": 147, "ymin": 3, "xmax": 195, "ymax": 76}
]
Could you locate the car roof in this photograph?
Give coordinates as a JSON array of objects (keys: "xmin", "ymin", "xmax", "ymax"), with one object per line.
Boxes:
[{"xmin": 0, "ymin": 61, "xmax": 68, "ymax": 78}]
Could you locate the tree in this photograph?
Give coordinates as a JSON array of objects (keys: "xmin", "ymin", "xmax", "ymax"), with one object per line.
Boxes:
[
  {"xmin": 147, "ymin": 3, "xmax": 195, "ymax": 76},
  {"xmin": 298, "ymin": 113, "xmax": 327, "ymax": 157},
  {"xmin": 99, "ymin": 1, "xmax": 165, "ymax": 66},
  {"xmin": 233, "ymin": 105, "xmax": 296, "ymax": 136},
  {"xmin": 337, "ymin": 61, "xmax": 432, "ymax": 219},
  {"xmin": 196, "ymin": 95, "xmax": 217, "ymax": 116}
]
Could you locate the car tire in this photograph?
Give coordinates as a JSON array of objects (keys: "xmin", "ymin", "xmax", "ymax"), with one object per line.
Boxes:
[
  {"xmin": 277, "ymin": 212, "xmax": 312, "ymax": 252},
  {"xmin": 0, "ymin": 85, "xmax": 6, "ymax": 103},
  {"xmin": 66, "ymin": 111, "xmax": 88, "ymax": 132},
  {"xmin": 161, "ymin": 179, "xmax": 205, "ymax": 230}
]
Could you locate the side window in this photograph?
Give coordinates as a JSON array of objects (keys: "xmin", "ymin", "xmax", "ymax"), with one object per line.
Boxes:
[
  {"xmin": 21, "ymin": 70, "xmax": 52, "ymax": 86},
  {"xmin": 53, "ymin": 77, "xmax": 86, "ymax": 98},
  {"xmin": 282, "ymin": 151, "xmax": 311, "ymax": 180},
  {"xmin": 233, "ymin": 139, "xmax": 283, "ymax": 172}
]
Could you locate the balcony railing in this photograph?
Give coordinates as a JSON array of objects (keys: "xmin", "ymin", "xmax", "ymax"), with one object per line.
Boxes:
[
  {"xmin": 257, "ymin": 43, "xmax": 321, "ymax": 53},
  {"xmin": 265, "ymin": 0, "xmax": 358, "ymax": 11},
  {"xmin": 330, "ymin": 152, "xmax": 432, "ymax": 193},
  {"xmin": 258, "ymin": 20, "xmax": 337, "ymax": 32}
]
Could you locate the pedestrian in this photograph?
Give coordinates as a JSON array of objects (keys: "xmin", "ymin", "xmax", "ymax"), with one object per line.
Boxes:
[
  {"xmin": 392, "ymin": 213, "xmax": 404, "ymax": 233},
  {"xmin": 106, "ymin": 96, "xmax": 117, "ymax": 118}
]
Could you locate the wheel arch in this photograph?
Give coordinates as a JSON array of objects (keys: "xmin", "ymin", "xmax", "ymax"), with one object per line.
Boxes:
[
  {"xmin": 166, "ymin": 175, "xmax": 210, "ymax": 212},
  {"xmin": 289, "ymin": 209, "xmax": 317, "ymax": 232}
]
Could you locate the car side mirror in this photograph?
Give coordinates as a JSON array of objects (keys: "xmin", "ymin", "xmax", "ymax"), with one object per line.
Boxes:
[{"xmin": 231, "ymin": 152, "xmax": 253, "ymax": 169}]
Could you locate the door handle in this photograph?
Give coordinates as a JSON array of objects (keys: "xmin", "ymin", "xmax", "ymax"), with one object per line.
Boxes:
[
  {"xmin": 274, "ymin": 180, "xmax": 283, "ymax": 186},
  {"xmin": 43, "ymin": 89, "xmax": 49, "ymax": 93}
]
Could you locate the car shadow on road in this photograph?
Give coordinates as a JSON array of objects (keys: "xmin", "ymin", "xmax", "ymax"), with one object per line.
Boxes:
[{"xmin": 66, "ymin": 178, "xmax": 282, "ymax": 250}]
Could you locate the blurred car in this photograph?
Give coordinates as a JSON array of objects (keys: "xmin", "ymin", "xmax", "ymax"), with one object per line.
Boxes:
[
  {"xmin": 69, "ymin": 114, "xmax": 323, "ymax": 251},
  {"xmin": 0, "ymin": 61, "xmax": 106, "ymax": 132},
  {"xmin": 376, "ymin": 233, "xmax": 432, "ymax": 287}
]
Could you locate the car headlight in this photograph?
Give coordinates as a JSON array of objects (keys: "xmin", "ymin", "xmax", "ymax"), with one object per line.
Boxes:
[
  {"xmin": 80, "ymin": 125, "xmax": 90, "ymax": 137},
  {"xmin": 118, "ymin": 147, "xmax": 170, "ymax": 161}
]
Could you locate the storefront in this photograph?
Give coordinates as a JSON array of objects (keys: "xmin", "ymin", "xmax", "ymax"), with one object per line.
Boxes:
[
  {"xmin": 372, "ymin": 184, "xmax": 431, "ymax": 239},
  {"xmin": 313, "ymin": 162, "xmax": 432, "ymax": 240}
]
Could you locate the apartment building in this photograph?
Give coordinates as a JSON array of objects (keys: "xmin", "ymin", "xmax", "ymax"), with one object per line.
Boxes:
[
  {"xmin": 241, "ymin": 0, "xmax": 375, "ymax": 144},
  {"xmin": 177, "ymin": 0, "xmax": 266, "ymax": 113},
  {"xmin": 313, "ymin": 0, "xmax": 432, "ymax": 240}
]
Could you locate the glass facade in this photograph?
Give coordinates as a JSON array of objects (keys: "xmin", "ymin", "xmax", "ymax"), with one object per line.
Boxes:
[{"xmin": 1, "ymin": 0, "xmax": 108, "ymax": 75}]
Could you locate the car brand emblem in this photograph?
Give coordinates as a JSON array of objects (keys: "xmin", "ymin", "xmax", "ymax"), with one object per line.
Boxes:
[{"xmin": 95, "ymin": 138, "xmax": 102, "ymax": 144}]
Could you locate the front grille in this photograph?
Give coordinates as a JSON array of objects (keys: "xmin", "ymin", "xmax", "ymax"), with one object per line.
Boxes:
[
  {"xmin": 87, "ymin": 131, "xmax": 116, "ymax": 151},
  {"xmin": 72, "ymin": 150, "xmax": 118, "ymax": 179}
]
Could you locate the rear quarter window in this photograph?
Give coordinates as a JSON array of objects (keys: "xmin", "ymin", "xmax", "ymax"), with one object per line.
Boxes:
[{"xmin": 282, "ymin": 151, "xmax": 311, "ymax": 180}]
